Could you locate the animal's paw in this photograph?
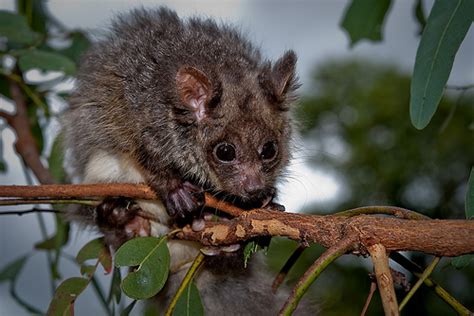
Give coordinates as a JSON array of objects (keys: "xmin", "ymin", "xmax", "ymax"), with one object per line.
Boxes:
[
  {"xmin": 165, "ymin": 181, "xmax": 204, "ymax": 218},
  {"xmin": 95, "ymin": 197, "xmax": 150, "ymax": 247}
]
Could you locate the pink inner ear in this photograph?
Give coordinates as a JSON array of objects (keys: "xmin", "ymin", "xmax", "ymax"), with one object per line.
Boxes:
[{"xmin": 176, "ymin": 67, "xmax": 212, "ymax": 122}]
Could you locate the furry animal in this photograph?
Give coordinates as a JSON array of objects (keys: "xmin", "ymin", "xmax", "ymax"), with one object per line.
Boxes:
[{"xmin": 63, "ymin": 7, "xmax": 309, "ymax": 315}]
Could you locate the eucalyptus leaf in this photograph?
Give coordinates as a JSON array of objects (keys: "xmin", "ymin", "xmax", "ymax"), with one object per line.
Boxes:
[
  {"xmin": 80, "ymin": 265, "xmax": 97, "ymax": 278},
  {"xmin": 108, "ymin": 267, "xmax": 122, "ymax": 304},
  {"xmin": 0, "ymin": 135, "xmax": 7, "ymax": 173},
  {"xmin": 60, "ymin": 31, "xmax": 91, "ymax": 65},
  {"xmin": 26, "ymin": 105, "xmax": 44, "ymax": 153},
  {"xmin": 120, "ymin": 300, "xmax": 137, "ymax": 316},
  {"xmin": 413, "ymin": 0, "xmax": 427, "ymax": 34},
  {"xmin": 115, "ymin": 236, "xmax": 170, "ymax": 299},
  {"xmin": 76, "ymin": 237, "xmax": 112, "ymax": 273},
  {"xmin": 466, "ymin": 167, "xmax": 474, "ymax": 219},
  {"xmin": 18, "ymin": 49, "xmax": 76, "ymax": 75},
  {"xmin": 410, "ymin": 0, "xmax": 474, "ymax": 129},
  {"xmin": 0, "ymin": 10, "xmax": 40, "ymax": 45},
  {"xmin": 340, "ymin": 0, "xmax": 392, "ymax": 47},
  {"xmin": 451, "ymin": 254, "xmax": 474, "ymax": 269},
  {"xmin": 173, "ymin": 282, "xmax": 204, "ymax": 316},
  {"xmin": 48, "ymin": 133, "xmax": 66, "ymax": 183},
  {"xmin": 46, "ymin": 277, "xmax": 89, "ymax": 316},
  {"xmin": 0, "ymin": 255, "xmax": 29, "ymax": 283},
  {"xmin": 0, "ymin": 76, "xmax": 12, "ymax": 100},
  {"xmin": 243, "ymin": 241, "xmax": 259, "ymax": 268},
  {"xmin": 35, "ymin": 216, "xmax": 70, "ymax": 251}
]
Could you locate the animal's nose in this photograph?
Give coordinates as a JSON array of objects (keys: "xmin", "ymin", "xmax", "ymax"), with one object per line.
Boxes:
[{"xmin": 242, "ymin": 175, "xmax": 265, "ymax": 196}]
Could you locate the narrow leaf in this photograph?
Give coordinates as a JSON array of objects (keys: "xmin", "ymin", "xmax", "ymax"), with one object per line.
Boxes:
[
  {"xmin": 115, "ymin": 237, "xmax": 170, "ymax": 299},
  {"xmin": 0, "ymin": 255, "xmax": 29, "ymax": 283},
  {"xmin": 108, "ymin": 267, "xmax": 122, "ymax": 304},
  {"xmin": 120, "ymin": 300, "xmax": 137, "ymax": 316},
  {"xmin": 0, "ymin": 10, "xmax": 40, "ymax": 45},
  {"xmin": 413, "ymin": 0, "xmax": 427, "ymax": 34},
  {"xmin": 173, "ymin": 282, "xmax": 204, "ymax": 316},
  {"xmin": 466, "ymin": 167, "xmax": 474, "ymax": 219},
  {"xmin": 410, "ymin": 0, "xmax": 474, "ymax": 129},
  {"xmin": 0, "ymin": 135, "xmax": 7, "ymax": 173},
  {"xmin": 18, "ymin": 49, "xmax": 76, "ymax": 75},
  {"xmin": 340, "ymin": 0, "xmax": 392, "ymax": 47},
  {"xmin": 46, "ymin": 277, "xmax": 89, "ymax": 316},
  {"xmin": 48, "ymin": 134, "xmax": 67, "ymax": 183}
]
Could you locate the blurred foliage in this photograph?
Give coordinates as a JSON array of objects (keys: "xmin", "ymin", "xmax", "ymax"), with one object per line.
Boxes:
[
  {"xmin": 271, "ymin": 59, "xmax": 474, "ymax": 315},
  {"xmin": 298, "ymin": 60, "xmax": 473, "ymax": 219}
]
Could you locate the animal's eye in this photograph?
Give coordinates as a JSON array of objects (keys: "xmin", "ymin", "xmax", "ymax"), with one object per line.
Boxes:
[
  {"xmin": 214, "ymin": 142, "xmax": 236, "ymax": 162},
  {"xmin": 260, "ymin": 141, "xmax": 278, "ymax": 161}
]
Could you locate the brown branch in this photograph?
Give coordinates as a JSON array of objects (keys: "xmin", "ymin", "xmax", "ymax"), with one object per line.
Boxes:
[
  {"xmin": 1, "ymin": 184, "xmax": 474, "ymax": 257},
  {"xmin": 367, "ymin": 244, "xmax": 398, "ymax": 316},
  {"xmin": 7, "ymin": 80, "xmax": 54, "ymax": 184},
  {"xmin": 360, "ymin": 280, "xmax": 377, "ymax": 316}
]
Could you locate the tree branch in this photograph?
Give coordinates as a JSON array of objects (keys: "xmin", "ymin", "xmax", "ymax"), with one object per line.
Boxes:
[
  {"xmin": 367, "ymin": 243, "xmax": 398, "ymax": 316},
  {"xmin": 7, "ymin": 81, "xmax": 54, "ymax": 184},
  {"xmin": 1, "ymin": 184, "xmax": 474, "ymax": 258}
]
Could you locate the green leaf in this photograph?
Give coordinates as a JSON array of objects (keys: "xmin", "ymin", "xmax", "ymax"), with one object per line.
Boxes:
[
  {"xmin": 0, "ymin": 134, "xmax": 7, "ymax": 173},
  {"xmin": 466, "ymin": 167, "xmax": 474, "ymax": 219},
  {"xmin": 17, "ymin": 0, "xmax": 48, "ymax": 34},
  {"xmin": 115, "ymin": 236, "xmax": 170, "ymax": 299},
  {"xmin": 120, "ymin": 300, "xmax": 137, "ymax": 316},
  {"xmin": 0, "ymin": 76, "xmax": 12, "ymax": 100},
  {"xmin": 340, "ymin": 0, "xmax": 392, "ymax": 47},
  {"xmin": 410, "ymin": 0, "xmax": 474, "ymax": 129},
  {"xmin": 76, "ymin": 237, "xmax": 112, "ymax": 273},
  {"xmin": 0, "ymin": 10, "xmax": 41, "ymax": 45},
  {"xmin": 451, "ymin": 254, "xmax": 474, "ymax": 269},
  {"xmin": 18, "ymin": 49, "xmax": 76, "ymax": 75},
  {"xmin": 413, "ymin": 0, "xmax": 427, "ymax": 35},
  {"xmin": 173, "ymin": 282, "xmax": 204, "ymax": 316},
  {"xmin": 35, "ymin": 216, "xmax": 70, "ymax": 251},
  {"xmin": 48, "ymin": 133, "xmax": 66, "ymax": 183},
  {"xmin": 60, "ymin": 31, "xmax": 91, "ymax": 65},
  {"xmin": 80, "ymin": 264, "xmax": 96, "ymax": 278},
  {"xmin": 46, "ymin": 277, "xmax": 89, "ymax": 316},
  {"xmin": 0, "ymin": 255, "xmax": 29, "ymax": 283},
  {"xmin": 26, "ymin": 105, "xmax": 44, "ymax": 153},
  {"xmin": 243, "ymin": 241, "xmax": 259, "ymax": 268},
  {"xmin": 108, "ymin": 267, "xmax": 122, "ymax": 304}
]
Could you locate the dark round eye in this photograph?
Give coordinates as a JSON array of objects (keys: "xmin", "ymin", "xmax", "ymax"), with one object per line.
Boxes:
[
  {"xmin": 260, "ymin": 141, "xmax": 278, "ymax": 161},
  {"xmin": 214, "ymin": 142, "xmax": 236, "ymax": 162}
]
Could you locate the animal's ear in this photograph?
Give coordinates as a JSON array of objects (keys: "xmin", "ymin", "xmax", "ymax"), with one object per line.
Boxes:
[
  {"xmin": 176, "ymin": 66, "xmax": 213, "ymax": 122},
  {"xmin": 260, "ymin": 50, "xmax": 299, "ymax": 109}
]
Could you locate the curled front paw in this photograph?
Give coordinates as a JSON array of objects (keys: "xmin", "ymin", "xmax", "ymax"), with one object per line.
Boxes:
[
  {"xmin": 95, "ymin": 197, "xmax": 151, "ymax": 248},
  {"xmin": 165, "ymin": 181, "xmax": 204, "ymax": 218}
]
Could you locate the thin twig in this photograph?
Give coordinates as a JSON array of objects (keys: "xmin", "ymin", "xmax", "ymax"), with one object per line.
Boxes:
[
  {"xmin": 335, "ymin": 205, "xmax": 429, "ymax": 220},
  {"xmin": 367, "ymin": 243, "xmax": 398, "ymax": 316},
  {"xmin": 390, "ymin": 253, "xmax": 471, "ymax": 315},
  {"xmin": 0, "ymin": 208, "xmax": 60, "ymax": 216},
  {"xmin": 272, "ymin": 245, "xmax": 307, "ymax": 293},
  {"xmin": 445, "ymin": 84, "xmax": 474, "ymax": 91},
  {"xmin": 8, "ymin": 80, "xmax": 54, "ymax": 184},
  {"xmin": 164, "ymin": 252, "xmax": 205, "ymax": 316},
  {"xmin": 399, "ymin": 256, "xmax": 441, "ymax": 311},
  {"xmin": 279, "ymin": 237, "xmax": 356, "ymax": 315},
  {"xmin": 360, "ymin": 280, "xmax": 377, "ymax": 316}
]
